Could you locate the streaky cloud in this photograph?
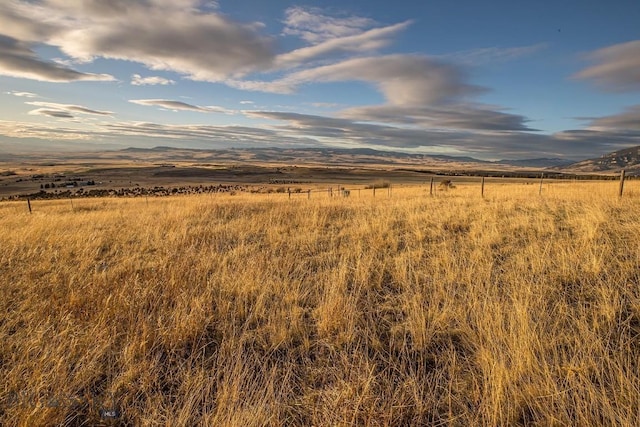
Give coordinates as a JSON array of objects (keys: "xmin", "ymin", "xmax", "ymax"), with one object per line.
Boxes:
[
  {"xmin": 438, "ymin": 43, "xmax": 547, "ymax": 66},
  {"xmin": 282, "ymin": 6, "xmax": 377, "ymax": 43},
  {"xmin": 26, "ymin": 101, "xmax": 113, "ymax": 116},
  {"xmin": 586, "ymin": 105, "xmax": 640, "ymax": 130},
  {"xmin": 28, "ymin": 108, "xmax": 74, "ymax": 119},
  {"xmin": 339, "ymin": 104, "xmax": 537, "ymax": 131},
  {"xmin": 6, "ymin": 90, "xmax": 38, "ymax": 98},
  {"xmin": 575, "ymin": 40, "xmax": 640, "ymax": 92},
  {"xmin": 274, "ymin": 21, "xmax": 412, "ymax": 70},
  {"xmin": 129, "ymin": 99, "xmax": 232, "ymax": 114}
]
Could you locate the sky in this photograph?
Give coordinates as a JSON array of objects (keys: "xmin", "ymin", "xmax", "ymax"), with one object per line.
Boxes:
[{"xmin": 0, "ymin": 0, "xmax": 639, "ymax": 160}]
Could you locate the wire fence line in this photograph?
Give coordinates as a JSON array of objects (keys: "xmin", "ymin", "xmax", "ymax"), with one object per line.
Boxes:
[
  {"xmin": 277, "ymin": 171, "xmax": 633, "ymax": 200},
  {"xmin": 6, "ymin": 170, "xmax": 635, "ymax": 215}
]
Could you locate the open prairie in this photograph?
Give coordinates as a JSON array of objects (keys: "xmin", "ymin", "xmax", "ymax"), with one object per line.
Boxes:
[
  {"xmin": 1, "ymin": 181, "xmax": 639, "ymax": 425},
  {"xmin": 0, "ymin": 155, "xmax": 561, "ymax": 200}
]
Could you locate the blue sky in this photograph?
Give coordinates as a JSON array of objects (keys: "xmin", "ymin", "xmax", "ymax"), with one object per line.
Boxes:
[{"xmin": 0, "ymin": 0, "xmax": 639, "ymax": 160}]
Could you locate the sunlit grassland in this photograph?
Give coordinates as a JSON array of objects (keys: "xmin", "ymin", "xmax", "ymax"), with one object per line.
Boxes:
[{"xmin": 1, "ymin": 180, "xmax": 639, "ymax": 425}]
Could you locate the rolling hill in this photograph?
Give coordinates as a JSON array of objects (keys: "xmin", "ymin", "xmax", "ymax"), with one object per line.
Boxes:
[{"xmin": 564, "ymin": 146, "xmax": 640, "ymax": 175}]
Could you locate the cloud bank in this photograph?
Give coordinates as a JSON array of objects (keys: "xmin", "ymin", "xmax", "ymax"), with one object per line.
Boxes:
[
  {"xmin": 0, "ymin": 0, "xmax": 273, "ymax": 82},
  {"xmin": 0, "ymin": 34, "xmax": 114, "ymax": 82}
]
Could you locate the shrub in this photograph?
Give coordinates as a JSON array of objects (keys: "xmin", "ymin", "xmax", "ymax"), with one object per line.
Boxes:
[
  {"xmin": 365, "ymin": 180, "xmax": 391, "ymax": 189},
  {"xmin": 439, "ymin": 179, "xmax": 455, "ymax": 190}
]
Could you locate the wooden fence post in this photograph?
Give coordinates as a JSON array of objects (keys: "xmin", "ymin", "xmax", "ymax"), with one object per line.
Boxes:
[
  {"xmin": 373, "ymin": 187, "xmax": 376, "ymax": 198},
  {"xmin": 308, "ymin": 189, "xmax": 311, "ymax": 199},
  {"xmin": 288, "ymin": 188, "xmax": 291, "ymax": 199},
  {"xmin": 430, "ymin": 177, "xmax": 434, "ymax": 196},
  {"xmin": 539, "ymin": 173, "xmax": 544, "ymax": 196},
  {"xmin": 481, "ymin": 176, "xmax": 485, "ymax": 198},
  {"xmin": 619, "ymin": 169, "xmax": 626, "ymax": 197},
  {"xmin": 27, "ymin": 198, "xmax": 32, "ymax": 214}
]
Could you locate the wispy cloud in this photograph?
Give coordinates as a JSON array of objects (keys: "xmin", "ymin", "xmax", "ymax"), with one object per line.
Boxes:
[
  {"xmin": 274, "ymin": 7, "xmax": 414, "ymax": 71},
  {"xmin": 309, "ymin": 102, "xmax": 341, "ymax": 108},
  {"xmin": 6, "ymin": 90, "xmax": 38, "ymax": 98},
  {"xmin": 0, "ymin": 118, "xmax": 316, "ymax": 149},
  {"xmin": 283, "ymin": 6, "xmax": 377, "ymax": 44},
  {"xmin": 25, "ymin": 101, "xmax": 113, "ymax": 118},
  {"xmin": 129, "ymin": 99, "xmax": 233, "ymax": 114},
  {"xmin": 275, "ymin": 21, "xmax": 412, "ymax": 69},
  {"xmin": 439, "ymin": 43, "xmax": 547, "ymax": 66},
  {"xmin": 131, "ymin": 74, "xmax": 175, "ymax": 86},
  {"xmin": 0, "ymin": 120, "xmax": 93, "ymax": 140},
  {"xmin": 574, "ymin": 40, "xmax": 640, "ymax": 92}
]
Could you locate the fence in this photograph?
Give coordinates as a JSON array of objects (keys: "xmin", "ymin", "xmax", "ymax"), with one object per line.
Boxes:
[
  {"xmin": 9, "ymin": 170, "xmax": 636, "ymax": 215},
  {"xmin": 2, "ymin": 170, "xmax": 631, "ymax": 213}
]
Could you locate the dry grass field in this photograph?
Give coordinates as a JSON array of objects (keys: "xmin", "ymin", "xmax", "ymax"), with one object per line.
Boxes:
[{"xmin": 1, "ymin": 180, "xmax": 639, "ymax": 425}]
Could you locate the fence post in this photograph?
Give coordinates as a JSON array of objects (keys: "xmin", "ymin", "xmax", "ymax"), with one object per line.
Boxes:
[
  {"xmin": 430, "ymin": 177, "xmax": 434, "ymax": 196},
  {"xmin": 358, "ymin": 188, "xmax": 361, "ymax": 198},
  {"xmin": 373, "ymin": 187, "xmax": 376, "ymax": 198},
  {"xmin": 308, "ymin": 189, "xmax": 311, "ymax": 199},
  {"xmin": 481, "ymin": 176, "xmax": 485, "ymax": 198},
  {"xmin": 27, "ymin": 198, "xmax": 32, "ymax": 214},
  {"xmin": 619, "ymin": 169, "xmax": 626, "ymax": 197},
  {"xmin": 288, "ymin": 188, "xmax": 291, "ymax": 199},
  {"xmin": 539, "ymin": 173, "xmax": 544, "ymax": 196}
]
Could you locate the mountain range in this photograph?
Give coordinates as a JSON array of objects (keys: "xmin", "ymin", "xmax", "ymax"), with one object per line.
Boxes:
[
  {"xmin": 3, "ymin": 144, "xmax": 640, "ymax": 174},
  {"xmin": 116, "ymin": 146, "xmax": 576, "ymax": 169}
]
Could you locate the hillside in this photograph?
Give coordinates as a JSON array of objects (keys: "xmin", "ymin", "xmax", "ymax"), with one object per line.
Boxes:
[{"xmin": 564, "ymin": 145, "xmax": 640, "ymax": 174}]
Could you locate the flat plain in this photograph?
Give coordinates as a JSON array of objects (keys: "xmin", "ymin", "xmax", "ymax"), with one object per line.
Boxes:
[{"xmin": 1, "ymin": 179, "xmax": 639, "ymax": 425}]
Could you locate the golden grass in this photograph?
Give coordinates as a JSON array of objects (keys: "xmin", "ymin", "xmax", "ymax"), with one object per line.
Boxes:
[{"xmin": 1, "ymin": 180, "xmax": 639, "ymax": 425}]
